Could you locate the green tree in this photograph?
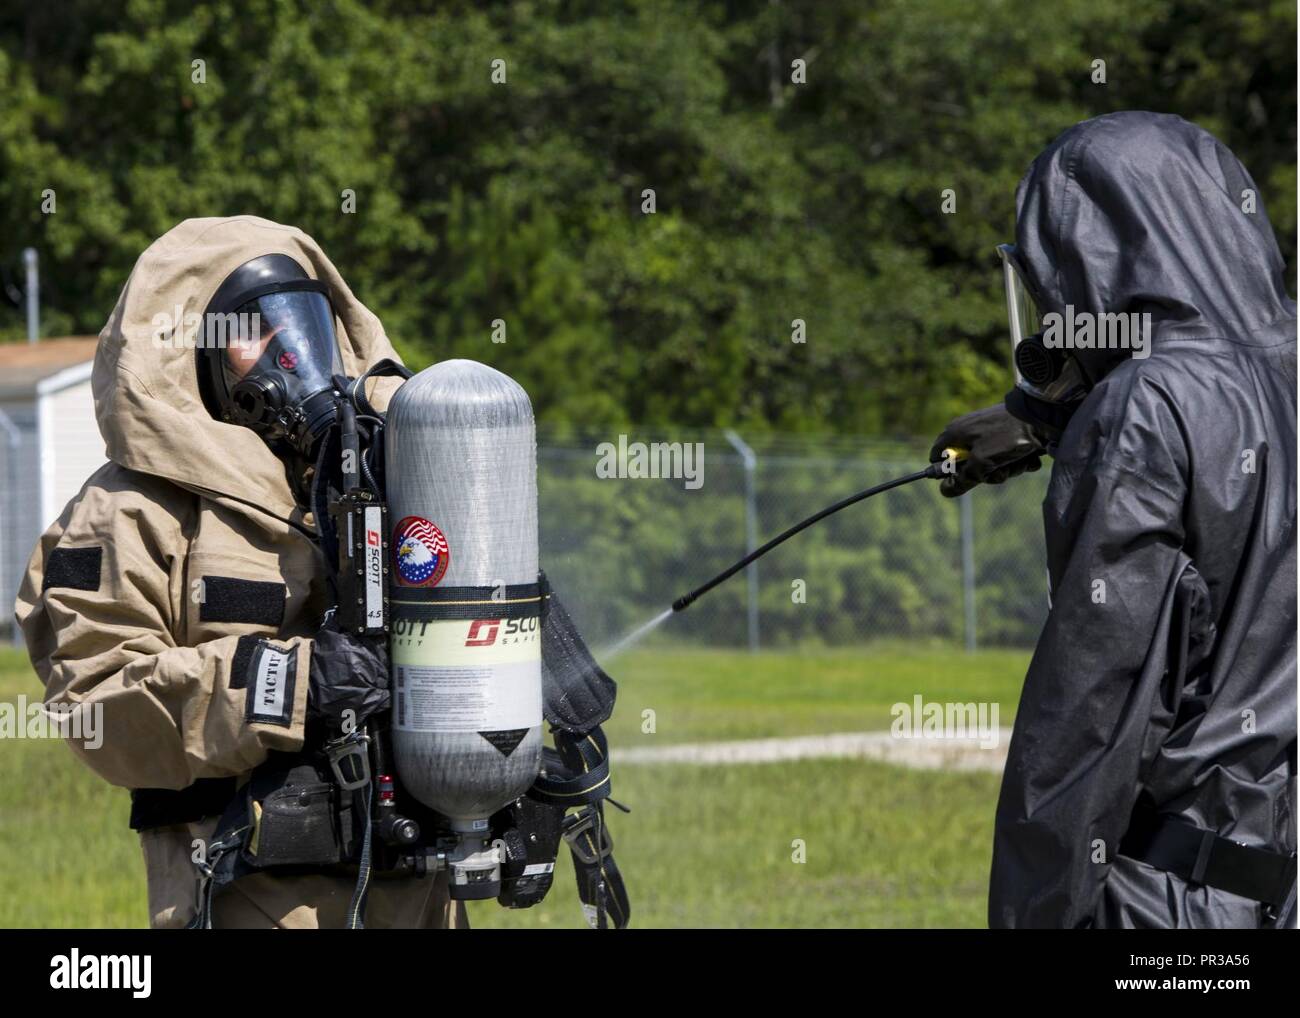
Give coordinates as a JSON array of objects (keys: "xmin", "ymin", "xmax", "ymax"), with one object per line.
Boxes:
[{"xmin": 1, "ymin": 0, "xmax": 1292, "ymax": 437}]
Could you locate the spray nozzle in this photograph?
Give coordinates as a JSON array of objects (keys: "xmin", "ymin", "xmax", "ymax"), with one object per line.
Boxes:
[{"xmin": 924, "ymin": 446, "xmax": 968, "ymax": 479}]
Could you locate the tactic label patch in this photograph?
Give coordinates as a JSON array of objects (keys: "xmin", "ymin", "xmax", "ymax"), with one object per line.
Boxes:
[{"xmin": 244, "ymin": 641, "xmax": 297, "ymax": 727}]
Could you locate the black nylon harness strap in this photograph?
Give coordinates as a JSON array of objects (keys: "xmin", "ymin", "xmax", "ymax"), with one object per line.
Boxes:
[
  {"xmin": 391, "ymin": 583, "xmax": 543, "ymax": 621},
  {"xmin": 130, "ymin": 777, "xmax": 238, "ymax": 831},
  {"xmin": 562, "ymin": 801, "xmax": 629, "ymax": 930},
  {"xmin": 393, "ymin": 583, "xmax": 542, "ymax": 603},
  {"xmin": 1120, "ymin": 810, "xmax": 1297, "ymax": 909},
  {"xmin": 186, "ymin": 792, "xmax": 255, "ymax": 930},
  {"xmin": 525, "ymin": 576, "xmax": 630, "ymax": 927},
  {"xmin": 531, "ymin": 728, "xmax": 612, "ymax": 806},
  {"xmin": 527, "ymin": 726, "xmax": 629, "ymax": 929}
]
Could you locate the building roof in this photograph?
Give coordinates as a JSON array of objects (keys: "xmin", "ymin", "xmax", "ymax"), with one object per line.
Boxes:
[{"xmin": 0, "ymin": 337, "xmax": 99, "ymax": 399}]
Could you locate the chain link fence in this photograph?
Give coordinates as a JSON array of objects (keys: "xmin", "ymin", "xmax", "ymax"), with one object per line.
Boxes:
[
  {"xmin": 0, "ymin": 426, "xmax": 1051, "ymax": 654},
  {"xmin": 536, "ymin": 430, "xmax": 1051, "ymax": 654}
]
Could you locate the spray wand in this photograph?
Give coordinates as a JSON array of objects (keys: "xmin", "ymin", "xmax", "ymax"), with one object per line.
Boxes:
[{"xmin": 670, "ymin": 447, "xmax": 966, "ymax": 614}]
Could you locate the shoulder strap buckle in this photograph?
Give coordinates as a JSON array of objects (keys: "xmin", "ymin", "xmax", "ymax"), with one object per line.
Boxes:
[
  {"xmin": 562, "ymin": 805, "xmax": 613, "ymax": 865},
  {"xmin": 324, "ymin": 730, "xmax": 371, "ymax": 791}
]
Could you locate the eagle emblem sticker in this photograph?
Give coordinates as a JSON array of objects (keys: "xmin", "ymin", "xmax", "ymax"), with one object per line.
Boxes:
[{"xmin": 393, "ymin": 516, "xmax": 450, "ymax": 587}]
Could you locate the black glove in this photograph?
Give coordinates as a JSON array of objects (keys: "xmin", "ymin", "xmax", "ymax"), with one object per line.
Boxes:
[
  {"xmin": 307, "ymin": 625, "xmax": 391, "ymax": 727},
  {"xmin": 929, "ymin": 404, "xmax": 1046, "ymax": 498}
]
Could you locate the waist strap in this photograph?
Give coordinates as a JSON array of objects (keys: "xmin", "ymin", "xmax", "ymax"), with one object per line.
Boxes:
[
  {"xmin": 129, "ymin": 777, "xmax": 237, "ymax": 830},
  {"xmin": 1120, "ymin": 810, "xmax": 1296, "ymax": 909}
]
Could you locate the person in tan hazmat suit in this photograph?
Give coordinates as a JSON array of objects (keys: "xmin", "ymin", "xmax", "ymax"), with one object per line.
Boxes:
[{"xmin": 16, "ymin": 216, "xmax": 464, "ymax": 929}]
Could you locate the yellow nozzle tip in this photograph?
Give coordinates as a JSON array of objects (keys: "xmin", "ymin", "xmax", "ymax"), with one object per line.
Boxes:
[{"xmin": 943, "ymin": 446, "xmax": 969, "ymax": 462}]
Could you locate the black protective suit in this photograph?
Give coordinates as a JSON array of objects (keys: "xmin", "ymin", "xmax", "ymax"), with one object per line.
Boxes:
[{"xmin": 990, "ymin": 112, "xmax": 1297, "ymax": 928}]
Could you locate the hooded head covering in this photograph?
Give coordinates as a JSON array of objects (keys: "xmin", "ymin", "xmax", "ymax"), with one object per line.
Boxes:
[
  {"xmin": 92, "ymin": 216, "xmax": 402, "ymax": 522},
  {"xmin": 1012, "ymin": 111, "xmax": 1295, "ymax": 385}
]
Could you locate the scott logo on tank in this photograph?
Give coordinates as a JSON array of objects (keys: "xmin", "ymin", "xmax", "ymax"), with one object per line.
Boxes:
[{"xmin": 464, "ymin": 617, "xmax": 539, "ymax": 647}]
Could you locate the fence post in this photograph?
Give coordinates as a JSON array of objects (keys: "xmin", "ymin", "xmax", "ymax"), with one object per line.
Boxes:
[
  {"xmin": 23, "ymin": 248, "xmax": 39, "ymax": 344},
  {"xmin": 723, "ymin": 429, "xmax": 760, "ymax": 653},
  {"xmin": 960, "ymin": 491, "xmax": 976, "ymax": 652},
  {"xmin": 0, "ymin": 408, "xmax": 23, "ymax": 646}
]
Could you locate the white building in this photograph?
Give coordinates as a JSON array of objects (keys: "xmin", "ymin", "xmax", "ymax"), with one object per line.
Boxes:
[{"xmin": 0, "ymin": 338, "xmax": 105, "ymax": 640}]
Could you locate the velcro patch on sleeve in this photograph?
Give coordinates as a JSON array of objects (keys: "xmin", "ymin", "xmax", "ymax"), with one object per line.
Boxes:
[
  {"xmin": 199, "ymin": 576, "xmax": 287, "ymax": 626},
  {"xmin": 42, "ymin": 546, "xmax": 103, "ymax": 592},
  {"xmin": 242, "ymin": 640, "xmax": 298, "ymax": 728},
  {"xmin": 228, "ymin": 634, "xmax": 263, "ymax": 690}
]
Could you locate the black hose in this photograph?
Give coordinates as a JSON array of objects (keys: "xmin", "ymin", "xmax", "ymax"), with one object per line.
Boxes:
[
  {"xmin": 340, "ymin": 401, "xmax": 360, "ymax": 491},
  {"xmin": 671, "ymin": 464, "xmax": 939, "ymax": 612}
]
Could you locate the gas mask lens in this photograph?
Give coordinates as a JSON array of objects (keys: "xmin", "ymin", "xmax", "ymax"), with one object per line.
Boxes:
[
  {"xmin": 217, "ymin": 287, "xmax": 346, "ymax": 454},
  {"xmin": 998, "ymin": 244, "xmax": 1041, "ymax": 353},
  {"xmin": 220, "ymin": 289, "xmax": 342, "ymax": 401},
  {"xmin": 997, "ymin": 244, "xmax": 1088, "ymax": 405}
]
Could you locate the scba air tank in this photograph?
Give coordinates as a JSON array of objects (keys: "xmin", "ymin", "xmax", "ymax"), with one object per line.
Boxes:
[{"xmin": 384, "ymin": 359, "xmax": 543, "ymax": 834}]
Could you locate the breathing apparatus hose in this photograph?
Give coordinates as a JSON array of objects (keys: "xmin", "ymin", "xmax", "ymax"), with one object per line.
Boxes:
[
  {"xmin": 670, "ymin": 447, "xmax": 967, "ymax": 614},
  {"xmin": 319, "ymin": 369, "xmax": 405, "ymax": 930}
]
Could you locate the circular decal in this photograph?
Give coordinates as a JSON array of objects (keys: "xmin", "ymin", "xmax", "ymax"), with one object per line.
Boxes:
[
  {"xmin": 277, "ymin": 349, "xmax": 300, "ymax": 371},
  {"xmin": 393, "ymin": 516, "xmax": 450, "ymax": 587}
]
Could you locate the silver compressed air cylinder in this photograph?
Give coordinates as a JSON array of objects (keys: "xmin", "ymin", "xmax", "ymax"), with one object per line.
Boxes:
[{"xmin": 384, "ymin": 359, "xmax": 543, "ymax": 830}]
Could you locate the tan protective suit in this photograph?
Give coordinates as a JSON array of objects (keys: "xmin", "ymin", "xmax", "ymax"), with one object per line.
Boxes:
[{"xmin": 16, "ymin": 216, "xmax": 462, "ymax": 929}]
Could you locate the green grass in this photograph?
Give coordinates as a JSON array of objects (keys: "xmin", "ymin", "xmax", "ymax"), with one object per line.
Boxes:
[
  {"xmin": 470, "ymin": 759, "xmax": 1000, "ymax": 928},
  {"xmin": 601, "ymin": 641, "xmax": 1028, "ymax": 745},
  {"xmin": 0, "ymin": 648, "xmax": 146, "ymax": 927},
  {"xmin": 0, "ymin": 642, "xmax": 1028, "ymax": 928}
]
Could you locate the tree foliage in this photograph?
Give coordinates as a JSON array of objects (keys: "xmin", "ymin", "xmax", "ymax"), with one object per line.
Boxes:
[{"xmin": 1, "ymin": 0, "xmax": 1293, "ymax": 437}]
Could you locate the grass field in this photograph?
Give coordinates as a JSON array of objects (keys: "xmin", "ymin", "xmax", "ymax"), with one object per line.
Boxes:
[{"xmin": 0, "ymin": 642, "xmax": 1029, "ymax": 928}]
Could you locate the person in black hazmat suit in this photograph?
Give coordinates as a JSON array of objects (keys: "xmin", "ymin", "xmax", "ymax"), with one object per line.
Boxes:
[{"xmin": 930, "ymin": 112, "xmax": 1296, "ymax": 928}]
